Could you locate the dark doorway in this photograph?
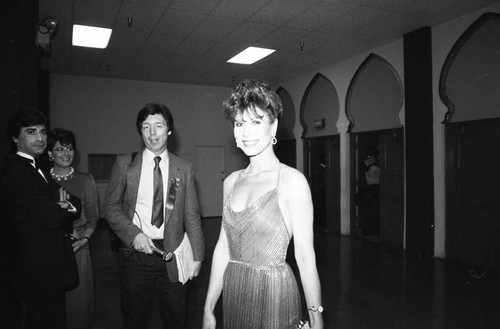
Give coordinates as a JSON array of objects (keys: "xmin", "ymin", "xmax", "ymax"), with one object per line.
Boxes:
[
  {"xmin": 446, "ymin": 118, "xmax": 500, "ymax": 269},
  {"xmin": 352, "ymin": 129, "xmax": 404, "ymax": 246},
  {"xmin": 275, "ymin": 139, "xmax": 296, "ymax": 168},
  {"xmin": 304, "ymin": 136, "xmax": 340, "ymax": 234}
]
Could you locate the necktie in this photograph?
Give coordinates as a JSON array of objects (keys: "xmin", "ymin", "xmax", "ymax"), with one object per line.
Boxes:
[{"xmin": 151, "ymin": 156, "xmax": 164, "ymax": 228}]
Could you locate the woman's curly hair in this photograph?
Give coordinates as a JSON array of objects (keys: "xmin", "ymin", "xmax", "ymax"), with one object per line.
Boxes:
[{"xmin": 223, "ymin": 79, "xmax": 282, "ymax": 123}]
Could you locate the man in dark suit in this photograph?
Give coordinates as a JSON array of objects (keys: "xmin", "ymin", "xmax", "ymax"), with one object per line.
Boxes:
[
  {"xmin": 104, "ymin": 103, "xmax": 205, "ymax": 329},
  {"xmin": 0, "ymin": 108, "xmax": 81, "ymax": 329}
]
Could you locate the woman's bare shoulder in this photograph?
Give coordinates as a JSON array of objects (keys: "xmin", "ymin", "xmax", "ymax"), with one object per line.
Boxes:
[
  {"xmin": 223, "ymin": 170, "xmax": 242, "ymax": 189},
  {"xmin": 278, "ymin": 164, "xmax": 310, "ymax": 192}
]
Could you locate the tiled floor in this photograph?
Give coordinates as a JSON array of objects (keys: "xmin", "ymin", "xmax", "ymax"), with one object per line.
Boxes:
[{"xmin": 88, "ymin": 218, "xmax": 500, "ymax": 329}]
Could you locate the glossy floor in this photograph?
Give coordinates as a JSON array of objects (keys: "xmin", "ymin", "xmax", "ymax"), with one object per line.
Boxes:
[{"xmin": 88, "ymin": 218, "xmax": 500, "ymax": 329}]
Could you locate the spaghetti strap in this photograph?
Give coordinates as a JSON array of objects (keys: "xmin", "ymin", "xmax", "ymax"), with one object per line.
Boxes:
[
  {"xmin": 225, "ymin": 170, "xmax": 243, "ymax": 206},
  {"xmin": 275, "ymin": 163, "xmax": 282, "ymax": 200},
  {"xmin": 276, "ymin": 163, "xmax": 282, "ymax": 187}
]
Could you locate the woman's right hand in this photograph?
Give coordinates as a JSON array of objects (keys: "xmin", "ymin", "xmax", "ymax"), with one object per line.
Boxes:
[{"xmin": 202, "ymin": 310, "xmax": 216, "ymax": 329}]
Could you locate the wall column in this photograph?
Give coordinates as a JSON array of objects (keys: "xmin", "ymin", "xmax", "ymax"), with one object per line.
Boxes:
[{"xmin": 404, "ymin": 27, "xmax": 435, "ymax": 257}]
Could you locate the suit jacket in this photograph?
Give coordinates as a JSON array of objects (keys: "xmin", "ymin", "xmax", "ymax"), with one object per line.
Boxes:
[
  {"xmin": 0, "ymin": 154, "xmax": 82, "ymax": 293},
  {"xmin": 103, "ymin": 150, "xmax": 205, "ymax": 282}
]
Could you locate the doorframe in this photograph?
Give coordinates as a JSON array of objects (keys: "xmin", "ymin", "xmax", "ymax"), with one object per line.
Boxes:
[
  {"xmin": 445, "ymin": 117, "xmax": 500, "ymax": 268},
  {"xmin": 350, "ymin": 128, "xmax": 404, "ymax": 243},
  {"xmin": 303, "ymin": 135, "xmax": 341, "ymax": 233}
]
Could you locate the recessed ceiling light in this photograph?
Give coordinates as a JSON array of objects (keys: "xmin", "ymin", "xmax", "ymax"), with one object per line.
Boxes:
[
  {"xmin": 72, "ymin": 24, "xmax": 112, "ymax": 49},
  {"xmin": 227, "ymin": 46, "xmax": 276, "ymax": 65}
]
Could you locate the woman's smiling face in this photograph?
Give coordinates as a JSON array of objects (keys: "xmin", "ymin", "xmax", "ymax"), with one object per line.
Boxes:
[
  {"xmin": 49, "ymin": 141, "xmax": 75, "ymax": 168},
  {"xmin": 233, "ymin": 106, "xmax": 277, "ymax": 157}
]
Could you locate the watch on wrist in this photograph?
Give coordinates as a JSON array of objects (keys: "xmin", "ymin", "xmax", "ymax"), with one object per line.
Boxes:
[{"xmin": 308, "ymin": 305, "xmax": 324, "ymax": 313}]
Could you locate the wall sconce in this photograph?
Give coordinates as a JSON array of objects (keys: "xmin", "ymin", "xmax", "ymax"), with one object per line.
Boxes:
[
  {"xmin": 314, "ymin": 118, "xmax": 325, "ymax": 129},
  {"xmin": 36, "ymin": 16, "xmax": 59, "ymax": 53}
]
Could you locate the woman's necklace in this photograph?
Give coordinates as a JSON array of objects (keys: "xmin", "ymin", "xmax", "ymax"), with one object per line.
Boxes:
[{"xmin": 50, "ymin": 167, "xmax": 75, "ymax": 181}]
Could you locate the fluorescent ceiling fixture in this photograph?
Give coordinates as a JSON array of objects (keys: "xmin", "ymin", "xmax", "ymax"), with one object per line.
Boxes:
[
  {"xmin": 72, "ymin": 24, "xmax": 112, "ymax": 49},
  {"xmin": 227, "ymin": 46, "xmax": 276, "ymax": 64}
]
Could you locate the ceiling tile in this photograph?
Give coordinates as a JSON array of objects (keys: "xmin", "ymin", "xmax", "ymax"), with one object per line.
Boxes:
[
  {"xmin": 211, "ymin": 0, "xmax": 271, "ymax": 19},
  {"xmin": 113, "ymin": 2, "xmax": 166, "ymax": 35},
  {"xmin": 169, "ymin": 0, "xmax": 221, "ymax": 14},
  {"xmin": 222, "ymin": 20, "xmax": 278, "ymax": 45},
  {"xmin": 189, "ymin": 15, "xmax": 243, "ymax": 41},
  {"xmin": 256, "ymin": 26, "xmax": 310, "ymax": 49},
  {"xmin": 251, "ymin": 0, "xmax": 318, "ymax": 25},
  {"xmin": 168, "ymin": 38, "xmax": 216, "ymax": 58},
  {"xmin": 320, "ymin": 5, "xmax": 391, "ymax": 37},
  {"xmin": 72, "ymin": 0, "xmax": 121, "ymax": 27},
  {"xmin": 106, "ymin": 30, "xmax": 148, "ymax": 55},
  {"xmin": 126, "ymin": 0, "xmax": 172, "ymax": 8},
  {"xmin": 132, "ymin": 34, "xmax": 182, "ymax": 68},
  {"xmin": 154, "ymin": 9, "xmax": 205, "ymax": 38},
  {"xmin": 285, "ymin": 1, "xmax": 359, "ymax": 31}
]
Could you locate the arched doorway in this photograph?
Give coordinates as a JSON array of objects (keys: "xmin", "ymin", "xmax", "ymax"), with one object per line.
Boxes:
[
  {"xmin": 346, "ymin": 53, "xmax": 404, "ymax": 246},
  {"xmin": 301, "ymin": 73, "xmax": 341, "ymax": 233}
]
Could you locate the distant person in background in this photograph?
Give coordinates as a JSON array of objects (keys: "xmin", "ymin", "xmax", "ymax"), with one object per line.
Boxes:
[
  {"xmin": 363, "ymin": 148, "xmax": 380, "ymax": 235},
  {"xmin": 312, "ymin": 153, "xmax": 326, "ymax": 229},
  {"xmin": 48, "ymin": 128, "xmax": 100, "ymax": 329},
  {"xmin": 202, "ymin": 79, "xmax": 323, "ymax": 329},
  {"xmin": 0, "ymin": 108, "xmax": 81, "ymax": 329}
]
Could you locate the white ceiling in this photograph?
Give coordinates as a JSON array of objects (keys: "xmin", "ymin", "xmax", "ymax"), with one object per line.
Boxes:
[{"xmin": 39, "ymin": 0, "xmax": 498, "ymax": 87}]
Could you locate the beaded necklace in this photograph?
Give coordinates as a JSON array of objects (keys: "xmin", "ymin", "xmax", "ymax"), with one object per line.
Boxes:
[{"xmin": 50, "ymin": 167, "xmax": 75, "ymax": 181}]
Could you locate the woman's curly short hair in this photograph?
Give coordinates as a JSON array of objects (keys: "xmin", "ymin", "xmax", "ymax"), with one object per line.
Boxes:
[
  {"xmin": 223, "ymin": 79, "xmax": 282, "ymax": 123},
  {"xmin": 48, "ymin": 128, "xmax": 76, "ymax": 150}
]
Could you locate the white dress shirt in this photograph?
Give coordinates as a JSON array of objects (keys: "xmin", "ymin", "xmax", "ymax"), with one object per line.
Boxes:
[{"xmin": 133, "ymin": 149, "xmax": 169, "ymax": 240}]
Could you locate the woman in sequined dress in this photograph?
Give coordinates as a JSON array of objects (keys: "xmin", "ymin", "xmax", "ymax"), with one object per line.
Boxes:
[
  {"xmin": 203, "ymin": 79, "xmax": 323, "ymax": 329},
  {"xmin": 48, "ymin": 128, "xmax": 100, "ymax": 329}
]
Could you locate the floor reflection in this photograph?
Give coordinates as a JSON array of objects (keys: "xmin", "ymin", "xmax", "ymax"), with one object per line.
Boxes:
[{"xmin": 89, "ymin": 219, "xmax": 500, "ymax": 329}]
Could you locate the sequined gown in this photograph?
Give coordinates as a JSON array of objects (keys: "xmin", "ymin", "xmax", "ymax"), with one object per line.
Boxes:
[{"xmin": 222, "ymin": 168, "xmax": 302, "ymax": 329}]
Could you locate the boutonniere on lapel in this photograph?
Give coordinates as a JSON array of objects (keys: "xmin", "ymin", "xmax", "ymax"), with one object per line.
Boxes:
[{"xmin": 165, "ymin": 177, "xmax": 180, "ymax": 212}]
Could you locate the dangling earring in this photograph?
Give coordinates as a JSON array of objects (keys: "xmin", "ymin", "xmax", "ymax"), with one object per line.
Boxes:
[
  {"xmin": 236, "ymin": 142, "xmax": 240, "ymax": 148},
  {"xmin": 272, "ymin": 137, "xmax": 277, "ymax": 145},
  {"xmin": 49, "ymin": 155, "xmax": 54, "ymax": 161}
]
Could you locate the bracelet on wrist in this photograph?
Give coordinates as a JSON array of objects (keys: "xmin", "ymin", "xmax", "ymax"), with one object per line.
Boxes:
[{"xmin": 308, "ymin": 305, "xmax": 324, "ymax": 313}]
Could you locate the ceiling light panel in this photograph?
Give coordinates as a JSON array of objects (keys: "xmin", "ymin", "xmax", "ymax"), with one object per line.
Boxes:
[
  {"xmin": 227, "ymin": 46, "xmax": 276, "ymax": 65},
  {"xmin": 72, "ymin": 24, "xmax": 112, "ymax": 49}
]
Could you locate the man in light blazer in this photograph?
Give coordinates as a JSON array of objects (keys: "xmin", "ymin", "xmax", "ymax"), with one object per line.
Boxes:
[{"xmin": 103, "ymin": 103, "xmax": 204, "ymax": 329}]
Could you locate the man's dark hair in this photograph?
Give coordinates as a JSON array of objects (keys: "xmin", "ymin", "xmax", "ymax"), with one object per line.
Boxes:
[
  {"xmin": 136, "ymin": 103, "xmax": 174, "ymax": 135},
  {"xmin": 6, "ymin": 108, "xmax": 47, "ymax": 154}
]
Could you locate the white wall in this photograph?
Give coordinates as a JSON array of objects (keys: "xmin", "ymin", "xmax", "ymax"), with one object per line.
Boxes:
[{"xmin": 49, "ymin": 75, "xmax": 247, "ymax": 174}]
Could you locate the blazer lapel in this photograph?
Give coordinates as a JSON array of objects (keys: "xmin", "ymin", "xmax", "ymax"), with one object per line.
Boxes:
[
  {"xmin": 126, "ymin": 151, "xmax": 143, "ymax": 219},
  {"xmin": 16, "ymin": 155, "xmax": 48, "ymax": 184},
  {"xmin": 164, "ymin": 153, "xmax": 181, "ymax": 225}
]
